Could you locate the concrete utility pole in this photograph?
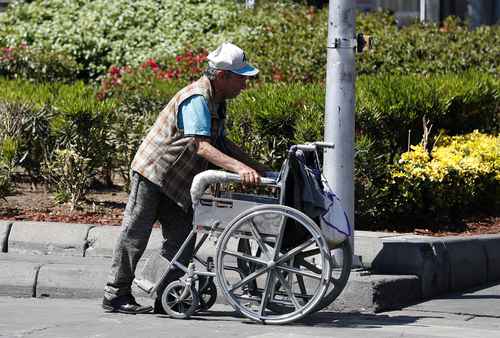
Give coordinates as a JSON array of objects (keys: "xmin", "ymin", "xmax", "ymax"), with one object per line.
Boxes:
[
  {"xmin": 420, "ymin": 0, "xmax": 440, "ymax": 23},
  {"xmin": 420, "ymin": 0, "xmax": 427, "ymax": 21},
  {"xmin": 245, "ymin": 0, "xmax": 255, "ymax": 9},
  {"xmin": 324, "ymin": 1, "xmax": 356, "ymax": 245}
]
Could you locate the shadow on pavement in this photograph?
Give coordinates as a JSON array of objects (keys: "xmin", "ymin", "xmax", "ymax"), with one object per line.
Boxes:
[
  {"xmin": 291, "ymin": 311, "xmax": 441, "ymax": 328},
  {"xmin": 155, "ymin": 309, "xmax": 439, "ymax": 328}
]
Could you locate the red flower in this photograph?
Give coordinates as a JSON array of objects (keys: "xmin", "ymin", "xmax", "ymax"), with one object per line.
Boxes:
[
  {"xmin": 109, "ymin": 66, "xmax": 121, "ymax": 76},
  {"xmin": 164, "ymin": 70, "xmax": 175, "ymax": 79},
  {"xmin": 272, "ymin": 72, "xmax": 284, "ymax": 81},
  {"xmin": 195, "ymin": 54, "xmax": 207, "ymax": 64},
  {"xmin": 147, "ymin": 58, "xmax": 159, "ymax": 71},
  {"xmin": 141, "ymin": 58, "xmax": 159, "ymax": 72}
]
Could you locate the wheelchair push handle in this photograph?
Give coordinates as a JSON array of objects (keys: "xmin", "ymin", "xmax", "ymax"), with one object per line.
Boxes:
[
  {"xmin": 291, "ymin": 142, "xmax": 335, "ymax": 152},
  {"xmin": 190, "ymin": 170, "xmax": 278, "ymax": 205}
]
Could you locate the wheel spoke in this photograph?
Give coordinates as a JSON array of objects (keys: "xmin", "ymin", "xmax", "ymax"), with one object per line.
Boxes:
[
  {"xmin": 259, "ymin": 271, "xmax": 274, "ymax": 316},
  {"xmin": 248, "ymin": 220, "xmax": 272, "ymax": 260},
  {"xmin": 223, "ymin": 250, "xmax": 267, "ymax": 266},
  {"xmin": 298, "ymin": 257, "xmax": 342, "ymax": 287},
  {"xmin": 277, "ymin": 264, "xmax": 322, "ymax": 280},
  {"xmin": 297, "ymin": 257, "xmax": 321, "ymax": 273},
  {"xmin": 296, "ymin": 274, "xmax": 307, "ymax": 295},
  {"xmin": 276, "ymin": 238, "xmax": 316, "ymax": 264},
  {"xmin": 275, "ymin": 270, "xmax": 300, "ymax": 309},
  {"xmin": 229, "ymin": 265, "xmax": 271, "ymax": 293},
  {"xmin": 273, "ymin": 215, "xmax": 287, "ymax": 260},
  {"xmin": 297, "ymin": 248, "xmax": 320, "ymax": 258}
]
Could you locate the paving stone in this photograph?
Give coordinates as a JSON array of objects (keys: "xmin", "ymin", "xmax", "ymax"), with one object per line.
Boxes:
[
  {"xmin": 0, "ymin": 258, "xmax": 38, "ymax": 297},
  {"xmin": 35, "ymin": 257, "xmax": 148, "ymax": 299}
]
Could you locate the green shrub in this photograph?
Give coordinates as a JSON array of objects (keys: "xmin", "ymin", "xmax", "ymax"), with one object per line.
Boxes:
[
  {"xmin": 43, "ymin": 148, "xmax": 92, "ymax": 209},
  {"xmin": 0, "ymin": 45, "xmax": 80, "ymax": 82},
  {"xmin": 0, "ymin": 0, "xmax": 240, "ymax": 78},
  {"xmin": 2, "ymin": 2, "xmax": 498, "ymax": 81},
  {"xmin": 356, "ymin": 72, "xmax": 499, "ymax": 159},
  {"xmin": 96, "ymin": 65, "xmax": 187, "ymax": 187},
  {"xmin": 227, "ymin": 71, "xmax": 498, "ymax": 166},
  {"xmin": 47, "ymin": 82, "xmax": 116, "ymax": 199},
  {"xmin": 358, "ymin": 16, "xmax": 500, "ymax": 77},
  {"xmin": 353, "ymin": 134, "xmax": 393, "ymax": 228},
  {"xmin": 0, "ymin": 71, "xmax": 497, "ymax": 222},
  {"xmin": 228, "ymin": 82, "xmax": 324, "ymax": 168},
  {"xmin": 389, "ymin": 131, "xmax": 499, "ymax": 225},
  {"xmin": 0, "ymin": 78, "xmax": 116, "ymax": 207},
  {"xmin": 0, "ymin": 136, "xmax": 19, "ymax": 197}
]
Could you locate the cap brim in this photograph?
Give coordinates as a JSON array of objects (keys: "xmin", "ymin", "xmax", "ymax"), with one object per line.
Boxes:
[{"xmin": 231, "ymin": 64, "xmax": 259, "ymax": 76}]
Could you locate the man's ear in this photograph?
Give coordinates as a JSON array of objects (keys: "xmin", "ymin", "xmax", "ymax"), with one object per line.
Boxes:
[{"xmin": 215, "ymin": 69, "xmax": 226, "ymax": 81}]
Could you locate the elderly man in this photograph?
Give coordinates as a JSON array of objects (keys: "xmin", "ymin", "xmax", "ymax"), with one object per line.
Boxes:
[{"xmin": 102, "ymin": 42, "xmax": 269, "ymax": 314}]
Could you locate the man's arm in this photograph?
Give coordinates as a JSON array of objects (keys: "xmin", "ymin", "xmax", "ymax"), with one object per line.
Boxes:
[{"xmin": 195, "ymin": 138, "xmax": 261, "ymax": 185}]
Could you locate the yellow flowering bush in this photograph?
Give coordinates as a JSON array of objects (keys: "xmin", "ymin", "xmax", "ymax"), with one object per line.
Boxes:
[{"xmin": 390, "ymin": 131, "xmax": 499, "ymax": 223}]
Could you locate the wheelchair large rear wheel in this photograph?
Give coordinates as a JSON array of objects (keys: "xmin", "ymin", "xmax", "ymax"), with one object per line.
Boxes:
[{"xmin": 215, "ymin": 205, "xmax": 331, "ymax": 324}]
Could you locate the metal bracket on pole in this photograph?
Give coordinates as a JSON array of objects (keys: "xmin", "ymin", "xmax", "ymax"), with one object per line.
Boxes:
[
  {"xmin": 329, "ymin": 38, "xmax": 357, "ymax": 49},
  {"xmin": 329, "ymin": 33, "xmax": 372, "ymax": 52}
]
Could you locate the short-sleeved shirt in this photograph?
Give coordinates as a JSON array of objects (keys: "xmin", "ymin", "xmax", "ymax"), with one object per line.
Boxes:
[{"xmin": 178, "ymin": 95, "xmax": 225, "ymax": 138}]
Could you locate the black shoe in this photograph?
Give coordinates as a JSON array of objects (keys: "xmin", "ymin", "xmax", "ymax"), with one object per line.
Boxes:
[{"xmin": 102, "ymin": 295, "xmax": 153, "ymax": 314}]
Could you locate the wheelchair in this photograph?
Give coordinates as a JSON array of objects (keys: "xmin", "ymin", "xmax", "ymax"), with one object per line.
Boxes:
[{"xmin": 134, "ymin": 142, "xmax": 352, "ymax": 324}]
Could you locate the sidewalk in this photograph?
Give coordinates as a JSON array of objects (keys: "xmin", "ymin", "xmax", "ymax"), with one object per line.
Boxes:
[
  {"xmin": 2, "ymin": 284, "xmax": 500, "ymax": 337},
  {"xmin": 1, "ymin": 220, "xmax": 499, "ymax": 312}
]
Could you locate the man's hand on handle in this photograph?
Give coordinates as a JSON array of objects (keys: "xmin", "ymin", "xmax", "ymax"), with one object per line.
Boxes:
[
  {"xmin": 236, "ymin": 163, "xmax": 261, "ymax": 185},
  {"xmin": 195, "ymin": 138, "xmax": 262, "ymax": 185}
]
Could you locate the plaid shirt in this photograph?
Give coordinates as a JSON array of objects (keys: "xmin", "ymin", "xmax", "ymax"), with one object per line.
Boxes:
[{"xmin": 131, "ymin": 76, "xmax": 225, "ymax": 210}]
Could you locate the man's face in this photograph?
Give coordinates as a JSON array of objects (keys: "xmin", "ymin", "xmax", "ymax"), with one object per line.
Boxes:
[{"xmin": 222, "ymin": 71, "xmax": 248, "ymax": 99}]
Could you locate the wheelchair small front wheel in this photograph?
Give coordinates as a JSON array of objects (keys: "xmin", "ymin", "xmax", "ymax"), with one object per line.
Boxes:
[{"xmin": 161, "ymin": 281, "xmax": 199, "ymax": 319}]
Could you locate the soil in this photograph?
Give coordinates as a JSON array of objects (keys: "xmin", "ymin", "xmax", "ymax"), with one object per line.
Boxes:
[{"xmin": 1, "ymin": 182, "xmax": 499, "ymax": 237}]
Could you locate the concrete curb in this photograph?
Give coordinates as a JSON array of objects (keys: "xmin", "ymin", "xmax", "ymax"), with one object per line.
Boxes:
[
  {"xmin": 328, "ymin": 272, "xmax": 421, "ymax": 312},
  {"xmin": 0, "ymin": 220, "xmax": 13, "ymax": 252},
  {"xmin": 0, "ymin": 253, "xmax": 149, "ymax": 299},
  {"xmin": 371, "ymin": 234, "xmax": 500, "ymax": 299},
  {"xmin": 0, "ymin": 252, "xmax": 419, "ymax": 312},
  {"xmin": 85, "ymin": 226, "xmax": 164, "ymax": 258},
  {"xmin": 0, "ymin": 221, "xmax": 499, "ymax": 312},
  {"xmin": 8, "ymin": 221, "xmax": 94, "ymax": 256},
  {"xmin": 0, "ymin": 259, "xmax": 39, "ymax": 297}
]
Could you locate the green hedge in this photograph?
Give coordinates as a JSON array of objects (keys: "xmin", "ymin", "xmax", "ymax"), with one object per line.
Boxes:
[
  {"xmin": 1, "ymin": 1, "xmax": 498, "ymax": 81},
  {"xmin": 0, "ymin": 45, "xmax": 80, "ymax": 82},
  {"xmin": 228, "ymin": 71, "xmax": 499, "ymax": 164},
  {"xmin": 0, "ymin": 72, "xmax": 498, "ymax": 225},
  {"xmin": 0, "ymin": 0, "xmax": 240, "ymax": 78},
  {"xmin": 356, "ymin": 71, "xmax": 499, "ymax": 159},
  {"xmin": 0, "ymin": 77, "xmax": 116, "ymax": 207}
]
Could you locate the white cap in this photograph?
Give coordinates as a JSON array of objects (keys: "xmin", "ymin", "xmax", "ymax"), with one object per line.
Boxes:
[{"xmin": 207, "ymin": 42, "xmax": 259, "ymax": 76}]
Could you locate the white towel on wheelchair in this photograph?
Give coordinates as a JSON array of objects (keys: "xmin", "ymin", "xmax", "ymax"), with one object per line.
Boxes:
[{"xmin": 319, "ymin": 179, "xmax": 353, "ymax": 247}]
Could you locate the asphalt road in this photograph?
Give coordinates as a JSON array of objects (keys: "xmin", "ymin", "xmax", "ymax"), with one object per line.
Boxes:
[{"xmin": 1, "ymin": 283, "xmax": 499, "ymax": 338}]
